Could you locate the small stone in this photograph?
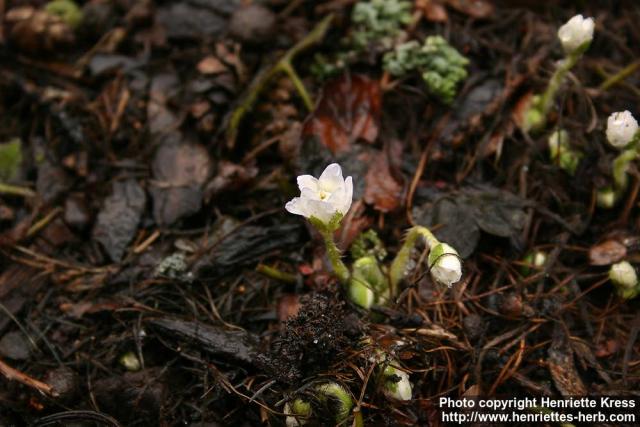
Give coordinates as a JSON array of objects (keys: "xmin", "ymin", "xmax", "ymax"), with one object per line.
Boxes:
[
  {"xmin": 43, "ymin": 366, "xmax": 78, "ymax": 403},
  {"xmin": 228, "ymin": 4, "xmax": 276, "ymax": 44},
  {"xmin": 0, "ymin": 331, "xmax": 31, "ymax": 360}
]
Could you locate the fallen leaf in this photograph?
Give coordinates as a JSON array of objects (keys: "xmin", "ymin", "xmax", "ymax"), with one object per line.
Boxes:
[
  {"xmin": 150, "ymin": 135, "xmax": 212, "ymax": 226},
  {"xmin": 302, "ymin": 74, "xmax": 381, "ymax": 154},
  {"xmin": 589, "ymin": 240, "xmax": 626, "ymax": 266},
  {"xmin": 547, "ymin": 326, "xmax": 587, "ymax": 397},
  {"xmin": 364, "ymin": 143, "xmax": 404, "ymax": 212},
  {"xmin": 277, "ymin": 294, "xmax": 301, "ymax": 322},
  {"xmin": 204, "ymin": 161, "xmax": 257, "ymax": 201},
  {"xmin": 444, "ymin": 0, "xmax": 494, "ymax": 18},
  {"xmin": 93, "ymin": 179, "xmax": 146, "ymax": 262},
  {"xmin": 416, "ymin": 0, "xmax": 449, "ymax": 22},
  {"xmin": 197, "ymin": 56, "xmax": 227, "ymax": 75}
]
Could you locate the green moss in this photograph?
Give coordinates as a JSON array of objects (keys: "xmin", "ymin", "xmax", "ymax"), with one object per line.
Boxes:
[
  {"xmin": 351, "ymin": 0, "xmax": 412, "ymax": 50},
  {"xmin": 383, "ymin": 36, "xmax": 469, "ymax": 103}
]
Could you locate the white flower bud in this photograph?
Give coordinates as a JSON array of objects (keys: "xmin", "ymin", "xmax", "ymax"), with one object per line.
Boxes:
[
  {"xmin": 285, "ymin": 163, "xmax": 353, "ymax": 226},
  {"xmin": 596, "ymin": 187, "xmax": 616, "ymax": 209},
  {"xmin": 382, "ymin": 365, "xmax": 412, "ymax": 401},
  {"xmin": 557, "ymin": 14, "xmax": 594, "ymax": 54},
  {"xmin": 606, "ymin": 111, "xmax": 639, "ymax": 148},
  {"xmin": 610, "ymin": 261, "xmax": 637, "ymax": 289},
  {"xmin": 609, "ymin": 261, "xmax": 639, "ymax": 300},
  {"xmin": 428, "ymin": 243, "xmax": 462, "ymax": 287}
]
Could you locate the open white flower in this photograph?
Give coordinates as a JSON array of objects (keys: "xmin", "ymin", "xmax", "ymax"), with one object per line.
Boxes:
[
  {"xmin": 428, "ymin": 242, "xmax": 462, "ymax": 287},
  {"xmin": 557, "ymin": 14, "xmax": 594, "ymax": 54},
  {"xmin": 606, "ymin": 111, "xmax": 638, "ymax": 148},
  {"xmin": 285, "ymin": 163, "xmax": 353, "ymax": 225}
]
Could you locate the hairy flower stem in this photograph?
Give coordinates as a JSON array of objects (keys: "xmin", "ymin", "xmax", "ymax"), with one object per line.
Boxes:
[
  {"xmin": 389, "ymin": 226, "xmax": 439, "ymax": 297},
  {"xmin": 539, "ymin": 53, "xmax": 579, "ymax": 121},
  {"xmin": 319, "ymin": 229, "xmax": 350, "ymax": 285},
  {"xmin": 613, "ymin": 148, "xmax": 639, "ymax": 192}
]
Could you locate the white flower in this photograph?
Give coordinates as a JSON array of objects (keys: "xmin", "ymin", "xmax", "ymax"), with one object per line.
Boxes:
[
  {"xmin": 285, "ymin": 163, "xmax": 353, "ymax": 225},
  {"xmin": 606, "ymin": 111, "xmax": 639, "ymax": 148},
  {"xmin": 428, "ymin": 243, "xmax": 462, "ymax": 287},
  {"xmin": 610, "ymin": 261, "xmax": 637, "ymax": 289},
  {"xmin": 383, "ymin": 366, "xmax": 412, "ymax": 401},
  {"xmin": 557, "ymin": 15, "xmax": 594, "ymax": 54}
]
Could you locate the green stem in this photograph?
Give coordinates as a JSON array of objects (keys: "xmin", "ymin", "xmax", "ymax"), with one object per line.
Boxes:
[
  {"xmin": 256, "ymin": 264, "xmax": 297, "ymax": 284},
  {"xmin": 612, "ymin": 148, "xmax": 638, "ymax": 192},
  {"xmin": 0, "ymin": 182, "xmax": 36, "ymax": 198},
  {"xmin": 281, "ymin": 61, "xmax": 313, "ymax": 111},
  {"xmin": 319, "ymin": 229, "xmax": 350, "ymax": 284},
  {"xmin": 389, "ymin": 226, "xmax": 439, "ymax": 297},
  {"xmin": 538, "ymin": 53, "xmax": 579, "ymax": 119},
  {"xmin": 225, "ymin": 14, "xmax": 333, "ymax": 148}
]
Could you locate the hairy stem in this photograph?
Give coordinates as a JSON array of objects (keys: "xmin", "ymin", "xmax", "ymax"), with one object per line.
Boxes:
[
  {"xmin": 320, "ymin": 229, "xmax": 350, "ymax": 285},
  {"xmin": 389, "ymin": 226, "xmax": 439, "ymax": 297}
]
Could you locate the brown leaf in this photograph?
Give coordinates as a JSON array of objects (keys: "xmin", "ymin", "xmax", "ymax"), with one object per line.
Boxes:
[
  {"xmin": 416, "ymin": 0, "xmax": 449, "ymax": 22},
  {"xmin": 547, "ymin": 326, "xmax": 587, "ymax": 397},
  {"xmin": 277, "ymin": 294, "xmax": 301, "ymax": 322},
  {"xmin": 204, "ymin": 161, "xmax": 258, "ymax": 201},
  {"xmin": 93, "ymin": 179, "xmax": 146, "ymax": 262},
  {"xmin": 197, "ymin": 56, "xmax": 227, "ymax": 75},
  {"xmin": 363, "ymin": 142, "xmax": 403, "ymax": 212},
  {"xmin": 150, "ymin": 135, "xmax": 212, "ymax": 226},
  {"xmin": 444, "ymin": 0, "xmax": 494, "ymax": 18},
  {"xmin": 589, "ymin": 239, "xmax": 626, "ymax": 266},
  {"xmin": 302, "ymin": 74, "xmax": 381, "ymax": 154}
]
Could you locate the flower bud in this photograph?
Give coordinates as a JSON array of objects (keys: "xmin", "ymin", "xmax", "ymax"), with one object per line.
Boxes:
[
  {"xmin": 382, "ymin": 365, "xmax": 412, "ymax": 401},
  {"xmin": 285, "ymin": 398, "xmax": 312, "ymax": 427},
  {"xmin": 609, "ymin": 261, "xmax": 639, "ymax": 299},
  {"xmin": 315, "ymin": 382, "xmax": 353, "ymax": 423},
  {"xmin": 428, "ymin": 243, "xmax": 462, "ymax": 287},
  {"xmin": 520, "ymin": 250, "xmax": 547, "ymax": 276},
  {"xmin": 348, "ymin": 256, "xmax": 389, "ymax": 309},
  {"xmin": 606, "ymin": 111, "xmax": 639, "ymax": 149},
  {"xmin": 596, "ymin": 187, "xmax": 617, "ymax": 209},
  {"xmin": 557, "ymin": 14, "xmax": 594, "ymax": 55}
]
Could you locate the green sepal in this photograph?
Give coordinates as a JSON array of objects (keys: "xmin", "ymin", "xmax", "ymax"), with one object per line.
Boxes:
[
  {"xmin": 348, "ymin": 256, "xmax": 390, "ymax": 308},
  {"xmin": 315, "ymin": 382, "xmax": 353, "ymax": 423}
]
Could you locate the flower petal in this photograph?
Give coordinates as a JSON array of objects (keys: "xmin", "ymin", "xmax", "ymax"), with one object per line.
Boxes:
[
  {"xmin": 305, "ymin": 199, "xmax": 336, "ymax": 223},
  {"xmin": 318, "ymin": 163, "xmax": 344, "ymax": 192},
  {"xmin": 285, "ymin": 197, "xmax": 309, "ymax": 218},
  {"xmin": 297, "ymin": 175, "xmax": 319, "ymax": 192},
  {"xmin": 342, "ymin": 176, "xmax": 353, "ymax": 215}
]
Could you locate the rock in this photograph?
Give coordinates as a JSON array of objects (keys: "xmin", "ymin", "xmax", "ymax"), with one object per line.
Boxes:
[
  {"xmin": 0, "ymin": 331, "xmax": 31, "ymax": 361},
  {"xmin": 228, "ymin": 4, "xmax": 276, "ymax": 44}
]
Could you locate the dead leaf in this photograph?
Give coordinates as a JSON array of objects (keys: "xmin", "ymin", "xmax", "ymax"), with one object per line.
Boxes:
[
  {"xmin": 547, "ymin": 326, "xmax": 587, "ymax": 397},
  {"xmin": 444, "ymin": 0, "xmax": 494, "ymax": 18},
  {"xmin": 364, "ymin": 143, "xmax": 403, "ymax": 212},
  {"xmin": 277, "ymin": 294, "xmax": 301, "ymax": 322},
  {"xmin": 150, "ymin": 136, "xmax": 212, "ymax": 226},
  {"xmin": 589, "ymin": 240, "xmax": 626, "ymax": 266},
  {"xmin": 416, "ymin": 0, "xmax": 449, "ymax": 22},
  {"xmin": 93, "ymin": 179, "xmax": 146, "ymax": 262},
  {"xmin": 204, "ymin": 161, "xmax": 257, "ymax": 201},
  {"xmin": 302, "ymin": 74, "xmax": 381, "ymax": 154},
  {"xmin": 197, "ymin": 56, "xmax": 227, "ymax": 75}
]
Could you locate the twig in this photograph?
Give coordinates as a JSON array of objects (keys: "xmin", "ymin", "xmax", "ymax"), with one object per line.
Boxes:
[
  {"xmin": 225, "ymin": 14, "xmax": 333, "ymax": 148},
  {"xmin": 0, "ymin": 357, "xmax": 57, "ymax": 397}
]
